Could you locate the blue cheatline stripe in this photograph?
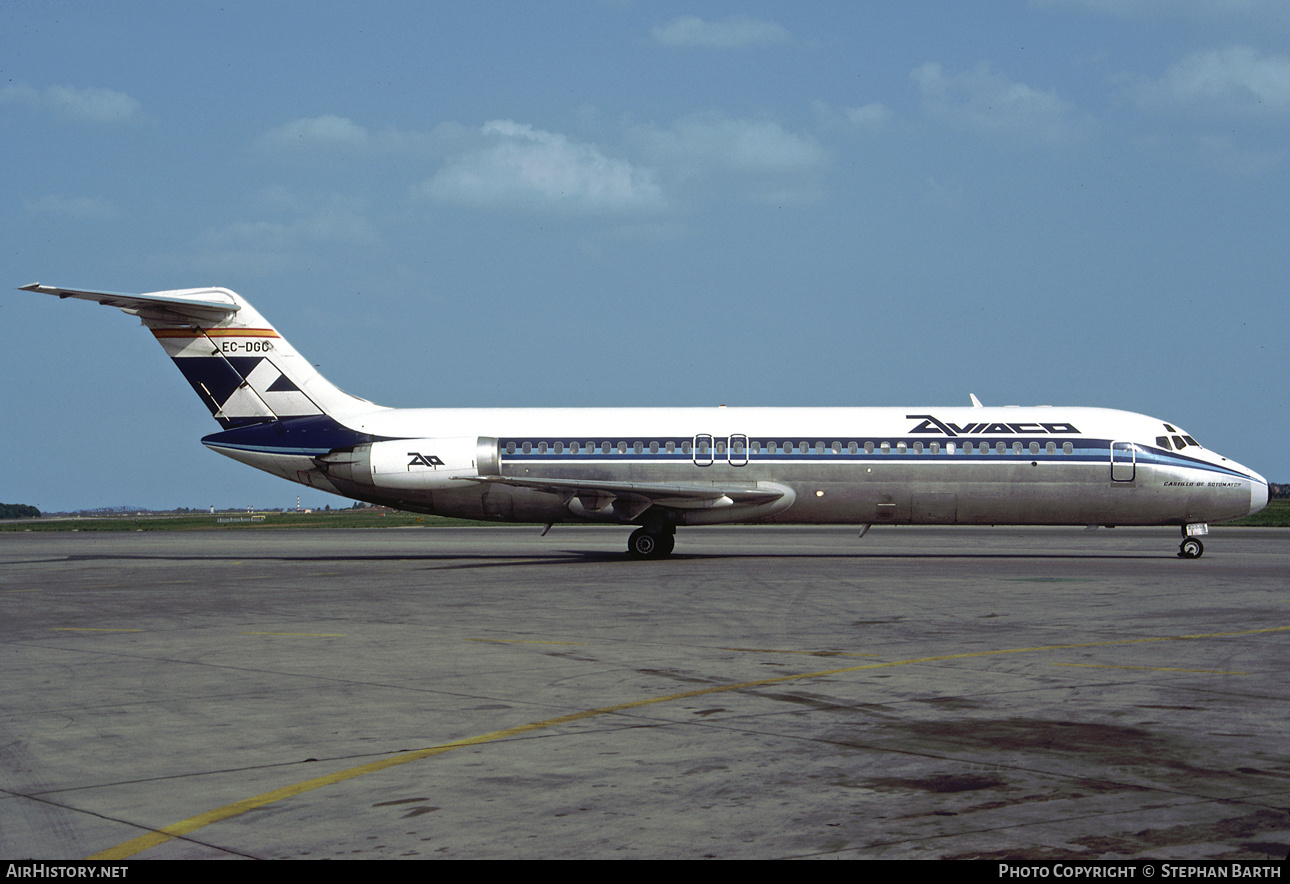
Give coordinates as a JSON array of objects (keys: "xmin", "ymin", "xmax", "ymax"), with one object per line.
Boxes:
[{"xmin": 196, "ymin": 423, "xmax": 1254, "ymax": 483}]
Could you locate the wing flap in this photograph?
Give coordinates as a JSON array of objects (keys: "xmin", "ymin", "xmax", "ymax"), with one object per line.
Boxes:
[{"xmin": 20, "ymin": 283, "xmax": 239, "ymax": 324}]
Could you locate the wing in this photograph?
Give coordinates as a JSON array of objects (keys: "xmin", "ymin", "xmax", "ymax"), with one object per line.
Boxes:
[
  {"xmin": 20, "ymin": 283, "xmax": 239, "ymax": 325},
  {"xmin": 469, "ymin": 474, "xmax": 792, "ymax": 521}
]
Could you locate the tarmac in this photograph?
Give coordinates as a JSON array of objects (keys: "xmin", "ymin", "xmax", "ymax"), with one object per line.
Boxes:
[{"xmin": 1, "ymin": 524, "xmax": 1287, "ymax": 860}]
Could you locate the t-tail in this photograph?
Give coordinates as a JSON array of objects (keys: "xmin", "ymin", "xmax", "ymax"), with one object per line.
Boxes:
[{"xmin": 20, "ymin": 284, "xmax": 375, "ymax": 426}]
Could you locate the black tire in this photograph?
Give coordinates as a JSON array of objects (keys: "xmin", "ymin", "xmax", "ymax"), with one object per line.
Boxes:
[
  {"xmin": 1179, "ymin": 538, "xmax": 1204, "ymax": 559},
  {"xmin": 628, "ymin": 528, "xmax": 658, "ymax": 558},
  {"xmin": 628, "ymin": 528, "xmax": 674, "ymax": 559}
]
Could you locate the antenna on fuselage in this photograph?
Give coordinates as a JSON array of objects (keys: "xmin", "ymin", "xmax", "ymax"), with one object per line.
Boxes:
[{"xmin": 970, "ymin": 393, "xmax": 984, "ymax": 408}]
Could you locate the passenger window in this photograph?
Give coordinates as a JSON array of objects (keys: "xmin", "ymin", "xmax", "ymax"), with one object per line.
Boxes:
[
  {"xmin": 665, "ymin": 441, "xmax": 675, "ymax": 453},
  {"xmin": 815, "ymin": 441, "xmax": 824, "ymax": 454},
  {"xmin": 1045, "ymin": 441, "xmax": 1055, "ymax": 455},
  {"xmin": 681, "ymin": 441, "xmax": 692, "ymax": 454},
  {"xmin": 1029, "ymin": 441, "xmax": 1039, "ymax": 455},
  {"xmin": 896, "ymin": 441, "xmax": 907, "ymax": 454},
  {"xmin": 832, "ymin": 441, "xmax": 842, "ymax": 454},
  {"xmin": 930, "ymin": 442, "xmax": 940, "ymax": 454},
  {"xmin": 522, "ymin": 441, "xmax": 532, "ymax": 454},
  {"xmin": 947, "ymin": 441, "xmax": 956, "ymax": 454},
  {"xmin": 880, "ymin": 442, "xmax": 891, "ymax": 454},
  {"xmin": 913, "ymin": 441, "xmax": 923, "ymax": 454},
  {"xmin": 996, "ymin": 442, "xmax": 1006, "ymax": 455},
  {"xmin": 649, "ymin": 441, "xmax": 659, "ymax": 454},
  {"xmin": 1062, "ymin": 442, "xmax": 1073, "ymax": 454},
  {"xmin": 799, "ymin": 441, "xmax": 809, "ymax": 454},
  {"xmin": 602, "ymin": 442, "xmax": 611, "ymax": 454},
  {"xmin": 505, "ymin": 442, "xmax": 516, "ymax": 455},
  {"xmin": 569, "ymin": 441, "xmax": 579, "ymax": 454},
  {"xmin": 864, "ymin": 441, "xmax": 874, "ymax": 454},
  {"xmin": 963, "ymin": 441, "xmax": 974, "ymax": 454},
  {"xmin": 633, "ymin": 442, "xmax": 644, "ymax": 454},
  {"xmin": 555, "ymin": 442, "xmax": 565, "ymax": 454},
  {"xmin": 538, "ymin": 442, "xmax": 548, "ymax": 454},
  {"xmin": 848, "ymin": 442, "xmax": 858, "ymax": 454}
]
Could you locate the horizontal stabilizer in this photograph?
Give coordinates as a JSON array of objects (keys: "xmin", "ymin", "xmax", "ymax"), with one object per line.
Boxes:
[{"xmin": 20, "ymin": 283, "xmax": 239, "ymax": 324}]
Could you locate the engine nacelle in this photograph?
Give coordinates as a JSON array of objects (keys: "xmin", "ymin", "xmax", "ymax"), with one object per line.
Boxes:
[{"xmin": 319, "ymin": 436, "xmax": 499, "ymax": 491}]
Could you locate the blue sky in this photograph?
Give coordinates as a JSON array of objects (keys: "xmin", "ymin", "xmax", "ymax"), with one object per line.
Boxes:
[{"xmin": 4, "ymin": 1, "xmax": 1288, "ymax": 511}]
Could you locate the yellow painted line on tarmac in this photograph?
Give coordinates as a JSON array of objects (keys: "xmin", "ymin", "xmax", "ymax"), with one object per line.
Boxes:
[
  {"xmin": 240, "ymin": 632, "xmax": 344, "ymax": 637},
  {"xmin": 53, "ymin": 628, "xmax": 144, "ymax": 633},
  {"xmin": 1053, "ymin": 663, "xmax": 1248, "ymax": 675},
  {"xmin": 87, "ymin": 622, "xmax": 1290, "ymax": 860},
  {"xmin": 2, "ymin": 588, "xmax": 43, "ymax": 594}
]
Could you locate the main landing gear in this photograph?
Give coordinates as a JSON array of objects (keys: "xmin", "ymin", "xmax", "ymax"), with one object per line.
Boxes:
[{"xmin": 628, "ymin": 526, "xmax": 675, "ymax": 559}]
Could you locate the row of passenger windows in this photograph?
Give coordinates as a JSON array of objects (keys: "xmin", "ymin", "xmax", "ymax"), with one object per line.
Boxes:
[{"xmin": 502, "ymin": 439, "xmax": 1080, "ymax": 456}]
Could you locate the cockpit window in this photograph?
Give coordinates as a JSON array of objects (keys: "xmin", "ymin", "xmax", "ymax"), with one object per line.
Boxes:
[
  {"xmin": 1183, "ymin": 435, "xmax": 1199, "ymax": 447},
  {"xmin": 1156, "ymin": 436, "xmax": 1172, "ymax": 450},
  {"xmin": 1172, "ymin": 435, "xmax": 1186, "ymax": 449}
]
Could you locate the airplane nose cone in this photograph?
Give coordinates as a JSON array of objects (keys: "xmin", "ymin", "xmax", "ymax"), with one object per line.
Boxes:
[{"xmin": 1250, "ymin": 473, "xmax": 1269, "ymax": 516}]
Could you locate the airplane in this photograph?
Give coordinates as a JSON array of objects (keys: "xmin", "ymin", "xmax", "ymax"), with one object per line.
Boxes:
[{"xmin": 20, "ymin": 283, "xmax": 1269, "ymax": 559}]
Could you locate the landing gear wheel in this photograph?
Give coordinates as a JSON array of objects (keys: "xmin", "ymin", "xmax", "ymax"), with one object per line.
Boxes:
[
  {"xmin": 628, "ymin": 528, "xmax": 673, "ymax": 559},
  {"xmin": 1179, "ymin": 538, "xmax": 1204, "ymax": 559}
]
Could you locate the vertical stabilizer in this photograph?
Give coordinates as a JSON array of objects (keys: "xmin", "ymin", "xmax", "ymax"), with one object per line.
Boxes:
[{"xmin": 20, "ymin": 284, "xmax": 378, "ymax": 427}]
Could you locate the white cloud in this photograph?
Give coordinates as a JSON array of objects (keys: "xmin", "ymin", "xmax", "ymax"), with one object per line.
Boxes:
[
  {"xmin": 633, "ymin": 113, "xmax": 827, "ymax": 174},
  {"xmin": 911, "ymin": 62, "xmax": 1090, "ymax": 144},
  {"xmin": 0, "ymin": 83, "xmax": 139, "ymax": 123},
  {"xmin": 262, "ymin": 114, "xmax": 371, "ymax": 149},
  {"xmin": 651, "ymin": 16, "xmax": 790, "ymax": 48},
  {"xmin": 1134, "ymin": 47, "xmax": 1290, "ymax": 114},
  {"xmin": 419, "ymin": 120, "xmax": 663, "ymax": 214},
  {"xmin": 259, "ymin": 115, "xmax": 466, "ymax": 155},
  {"xmin": 812, "ymin": 101, "xmax": 894, "ymax": 134},
  {"xmin": 203, "ymin": 193, "xmax": 378, "ymax": 252}
]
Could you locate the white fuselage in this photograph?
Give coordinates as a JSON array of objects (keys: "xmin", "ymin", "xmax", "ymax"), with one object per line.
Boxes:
[{"xmin": 206, "ymin": 404, "xmax": 1269, "ymax": 528}]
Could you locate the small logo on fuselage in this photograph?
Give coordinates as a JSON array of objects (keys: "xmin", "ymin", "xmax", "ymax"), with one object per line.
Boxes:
[
  {"xmin": 407, "ymin": 453, "xmax": 446, "ymax": 468},
  {"xmin": 906, "ymin": 415, "xmax": 1081, "ymax": 437}
]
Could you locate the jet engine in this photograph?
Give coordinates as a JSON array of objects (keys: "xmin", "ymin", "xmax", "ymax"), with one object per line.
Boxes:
[{"xmin": 317, "ymin": 436, "xmax": 499, "ymax": 495}]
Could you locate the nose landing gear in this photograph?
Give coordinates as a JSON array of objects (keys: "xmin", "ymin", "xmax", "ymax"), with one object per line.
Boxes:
[{"xmin": 1178, "ymin": 524, "xmax": 1207, "ymax": 559}]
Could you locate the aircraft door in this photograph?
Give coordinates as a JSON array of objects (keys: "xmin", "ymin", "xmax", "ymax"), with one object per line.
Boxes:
[
  {"xmin": 1111, "ymin": 441, "xmax": 1136, "ymax": 482},
  {"xmin": 693, "ymin": 434, "xmax": 713, "ymax": 467},
  {"xmin": 728, "ymin": 434, "xmax": 748, "ymax": 466}
]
